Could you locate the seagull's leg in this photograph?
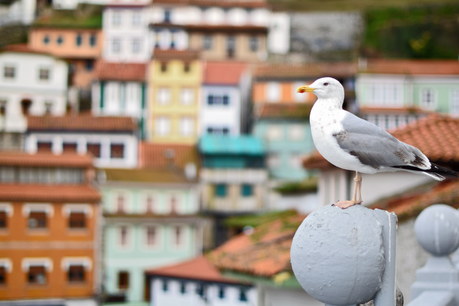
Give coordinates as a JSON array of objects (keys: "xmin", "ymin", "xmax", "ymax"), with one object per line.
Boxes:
[
  {"xmin": 334, "ymin": 171, "xmax": 359, "ymax": 209},
  {"xmin": 355, "ymin": 172, "xmax": 363, "ymax": 204}
]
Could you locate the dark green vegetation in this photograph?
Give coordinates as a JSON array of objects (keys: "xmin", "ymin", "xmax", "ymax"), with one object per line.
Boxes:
[
  {"xmin": 33, "ymin": 4, "xmax": 103, "ymax": 29},
  {"xmin": 0, "ymin": 24, "xmax": 28, "ymax": 48},
  {"xmin": 274, "ymin": 177, "xmax": 318, "ymax": 195},
  {"xmin": 225, "ymin": 210, "xmax": 298, "ymax": 228}
]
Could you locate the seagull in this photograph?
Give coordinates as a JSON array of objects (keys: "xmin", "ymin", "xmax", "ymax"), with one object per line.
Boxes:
[{"xmin": 297, "ymin": 77, "xmax": 458, "ymax": 209}]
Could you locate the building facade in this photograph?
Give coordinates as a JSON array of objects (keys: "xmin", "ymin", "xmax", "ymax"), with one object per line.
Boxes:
[{"xmin": 0, "ymin": 152, "xmax": 101, "ymax": 304}]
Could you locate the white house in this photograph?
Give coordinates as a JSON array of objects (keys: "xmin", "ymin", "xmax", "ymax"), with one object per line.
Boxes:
[
  {"xmin": 0, "ymin": 0, "xmax": 36, "ymax": 25},
  {"xmin": 200, "ymin": 62, "xmax": 248, "ymax": 136},
  {"xmin": 25, "ymin": 115, "xmax": 139, "ymax": 168},
  {"xmin": 146, "ymin": 257, "xmax": 257, "ymax": 306},
  {"xmin": 0, "ymin": 44, "xmax": 69, "ymax": 133}
]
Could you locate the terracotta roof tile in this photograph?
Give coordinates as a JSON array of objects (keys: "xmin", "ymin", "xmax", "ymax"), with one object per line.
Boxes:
[
  {"xmin": 209, "ymin": 214, "xmax": 305, "ymax": 277},
  {"xmin": 254, "ymin": 62, "xmax": 357, "ymax": 80},
  {"xmin": 0, "ymin": 151, "xmax": 93, "ymax": 168},
  {"xmin": 103, "ymin": 167, "xmax": 197, "ymax": 184},
  {"xmin": 151, "ymin": 0, "xmax": 268, "ymax": 8},
  {"xmin": 0, "ymin": 184, "xmax": 101, "ymax": 202},
  {"xmin": 146, "ymin": 257, "xmax": 243, "ymax": 284},
  {"xmin": 0, "ymin": 44, "xmax": 52, "ymax": 56},
  {"xmin": 27, "ymin": 115, "xmax": 137, "ymax": 132},
  {"xmin": 362, "ymin": 59, "xmax": 459, "ymax": 75},
  {"xmin": 95, "ymin": 60, "xmax": 146, "ymax": 82},
  {"xmin": 139, "ymin": 143, "xmax": 199, "ymax": 170},
  {"xmin": 303, "ymin": 114, "xmax": 459, "ymax": 169},
  {"xmin": 255, "ymin": 103, "xmax": 313, "ymax": 119},
  {"xmin": 152, "ymin": 49, "xmax": 200, "ymax": 61},
  {"xmin": 204, "ymin": 62, "xmax": 247, "ymax": 85}
]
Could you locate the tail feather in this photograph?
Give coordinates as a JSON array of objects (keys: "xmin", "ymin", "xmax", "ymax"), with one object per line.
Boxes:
[{"xmin": 392, "ymin": 163, "xmax": 458, "ymax": 181}]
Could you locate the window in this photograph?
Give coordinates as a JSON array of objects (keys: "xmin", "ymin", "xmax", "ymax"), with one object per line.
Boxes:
[
  {"xmin": 203, "ymin": 35, "xmax": 213, "ymax": 50},
  {"xmin": 119, "ymin": 226, "xmax": 128, "ymax": 246},
  {"xmin": 173, "ymin": 226, "xmax": 182, "ymax": 246},
  {"xmin": 76, "ymin": 34, "xmax": 82, "ymax": 46},
  {"xmin": 196, "ymin": 283, "xmax": 205, "ymax": 297},
  {"xmin": 249, "ymin": 36, "xmax": 259, "ymax": 52},
  {"xmin": 267, "ymin": 153, "xmax": 280, "ymax": 167},
  {"xmin": 206, "ymin": 127, "xmax": 230, "ymax": 135},
  {"xmin": 68, "ymin": 265, "xmax": 85, "ymax": 282},
  {"xmin": 0, "ymin": 266, "xmax": 5, "ymax": 284},
  {"xmin": 421, "ymin": 88, "xmax": 436, "ymax": 109},
  {"xmin": 87, "ymin": 143, "xmax": 101, "ymax": 158},
  {"xmin": 162, "ymin": 279, "xmax": 168, "ymax": 291},
  {"xmin": 0, "ymin": 211, "xmax": 6, "ymax": 228},
  {"xmin": 28, "ymin": 266, "xmax": 47, "ymax": 284},
  {"xmin": 21, "ymin": 99, "xmax": 32, "ymax": 115},
  {"xmin": 43, "ymin": 35, "xmax": 50, "ymax": 44},
  {"xmin": 207, "ymin": 94, "xmax": 230, "ymax": 106},
  {"xmin": 28, "ymin": 211, "xmax": 47, "ymax": 229},
  {"xmin": 112, "ymin": 39, "xmax": 121, "ymax": 54},
  {"xmin": 170, "ymin": 31, "xmax": 176, "ymax": 49},
  {"xmin": 451, "ymin": 90, "xmax": 459, "ymax": 115},
  {"xmin": 113, "ymin": 11, "xmax": 121, "ymax": 26},
  {"xmin": 288, "ymin": 125, "xmax": 304, "ymax": 140},
  {"xmin": 116, "ymin": 194, "xmax": 126, "ymax": 213},
  {"xmin": 132, "ymin": 11, "xmax": 141, "ymax": 26},
  {"xmin": 239, "ymin": 288, "xmax": 248, "ymax": 301},
  {"xmin": 90, "ymin": 34, "xmax": 96, "ymax": 47},
  {"xmin": 132, "ymin": 39, "xmax": 141, "ymax": 54},
  {"xmin": 157, "ymin": 88, "xmax": 171, "ymax": 104},
  {"xmin": 266, "ymin": 82, "xmax": 281, "ymax": 102},
  {"xmin": 4, "ymin": 66, "xmax": 15, "ymax": 79},
  {"xmin": 183, "ymin": 62, "xmax": 190, "ymax": 73},
  {"xmin": 179, "ymin": 117, "xmax": 194, "ymax": 136},
  {"xmin": 43, "ymin": 101, "xmax": 53, "ymax": 114},
  {"xmin": 160, "ymin": 62, "xmax": 167, "ymax": 72},
  {"xmin": 146, "ymin": 227, "xmax": 157, "ymax": 246},
  {"xmin": 86, "ymin": 60, "xmax": 94, "ymax": 71},
  {"xmin": 57, "ymin": 36, "xmax": 63, "ymax": 44},
  {"xmin": 180, "ymin": 88, "xmax": 194, "ymax": 105},
  {"xmin": 241, "ymin": 184, "xmax": 253, "ymax": 197},
  {"xmin": 110, "ymin": 144, "xmax": 124, "ymax": 159},
  {"xmin": 118, "ymin": 271, "xmax": 129, "ymax": 289},
  {"xmin": 227, "ymin": 36, "xmax": 236, "ymax": 58},
  {"xmin": 215, "ymin": 184, "xmax": 227, "ymax": 197},
  {"xmin": 164, "ymin": 9, "xmax": 171, "ymax": 22},
  {"xmin": 0, "ymin": 100, "xmax": 6, "ymax": 115},
  {"xmin": 145, "ymin": 195, "xmax": 155, "ymax": 213},
  {"xmin": 267, "ymin": 125, "xmax": 282, "ymax": 140},
  {"xmin": 39, "ymin": 68, "xmax": 50, "ymax": 81},
  {"xmin": 37, "ymin": 142, "xmax": 52, "ymax": 152},
  {"xmin": 155, "ymin": 116, "xmax": 171, "ymax": 136},
  {"xmin": 69, "ymin": 212, "xmax": 85, "ymax": 229},
  {"xmin": 180, "ymin": 282, "xmax": 186, "ymax": 294},
  {"xmin": 218, "ymin": 286, "xmax": 225, "ymax": 299}
]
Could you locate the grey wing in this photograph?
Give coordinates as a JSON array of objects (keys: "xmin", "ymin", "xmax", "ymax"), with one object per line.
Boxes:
[{"xmin": 336, "ymin": 112, "xmax": 430, "ymax": 170}]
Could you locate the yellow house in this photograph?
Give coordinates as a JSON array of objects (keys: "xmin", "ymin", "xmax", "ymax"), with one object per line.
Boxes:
[{"xmin": 149, "ymin": 50, "xmax": 202, "ymax": 144}]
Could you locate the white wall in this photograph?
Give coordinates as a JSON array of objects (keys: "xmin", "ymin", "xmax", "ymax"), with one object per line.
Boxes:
[
  {"xmin": 268, "ymin": 13, "xmax": 290, "ymax": 54},
  {"xmin": 263, "ymin": 287, "xmax": 322, "ymax": 306},
  {"xmin": 26, "ymin": 132, "xmax": 138, "ymax": 168}
]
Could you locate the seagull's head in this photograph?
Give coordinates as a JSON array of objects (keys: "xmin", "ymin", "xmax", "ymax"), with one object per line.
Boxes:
[{"xmin": 297, "ymin": 77, "xmax": 345, "ymax": 101}]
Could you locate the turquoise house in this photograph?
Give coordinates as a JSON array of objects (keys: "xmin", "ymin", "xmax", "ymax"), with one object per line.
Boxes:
[{"xmin": 99, "ymin": 144, "xmax": 204, "ymax": 305}]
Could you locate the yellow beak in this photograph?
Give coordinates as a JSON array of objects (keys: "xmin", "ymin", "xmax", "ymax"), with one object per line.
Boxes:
[{"xmin": 297, "ymin": 85, "xmax": 315, "ymax": 93}]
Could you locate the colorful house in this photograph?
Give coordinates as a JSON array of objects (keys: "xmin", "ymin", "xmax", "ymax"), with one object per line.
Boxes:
[
  {"xmin": 99, "ymin": 143, "xmax": 205, "ymax": 305},
  {"xmin": 0, "ymin": 152, "xmax": 101, "ymax": 304},
  {"xmin": 145, "ymin": 257, "xmax": 255, "ymax": 306},
  {"xmin": 149, "ymin": 50, "xmax": 202, "ymax": 144},
  {"xmin": 356, "ymin": 59, "xmax": 459, "ymax": 130},
  {"xmin": 200, "ymin": 61, "xmax": 248, "ymax": 136},
  {"xmin": 25, "ymin": 115, "xmax": 139, "ymax": 169},
  {"xmin": 199, "ymin": 135, "xmax": 267, "ymax": 246},
  {"xmin": 251, "ymin": 63, "xmax": 356, "ymax": 182}
]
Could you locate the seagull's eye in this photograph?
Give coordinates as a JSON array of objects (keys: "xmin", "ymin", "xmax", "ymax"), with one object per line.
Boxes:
[{"xmin": 324, "ymin": 82, "xmax": 329, "ymax": 86}]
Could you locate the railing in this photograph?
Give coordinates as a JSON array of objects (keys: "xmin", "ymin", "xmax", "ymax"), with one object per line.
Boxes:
[{"xmin": 290, "ymin": 203, "xmax": 459, "ymax": 306}]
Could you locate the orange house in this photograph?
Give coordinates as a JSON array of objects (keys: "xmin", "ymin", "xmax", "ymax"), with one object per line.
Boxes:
[{"xmin": 0, "ymin": 152, "xmax": 101, "ymax": 304}]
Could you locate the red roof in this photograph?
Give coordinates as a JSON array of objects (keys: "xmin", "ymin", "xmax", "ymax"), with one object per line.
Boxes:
[
  {"xmin": 27, "ymin": 115, "xmax": 137, "ymax": 132},
  {"xmin": 254, "ymin": 62, "xmax": 357, "ymax": 79},
  {"xmin": 0, "ymin": 184, "xmax": 101, "ymax": 202},
  {"xmin": 303, "ymin": 114, "xmax": 459, "ymax": 169},
  {"xmin": 204, "ymin": 62, "xmax": 247, "ymax": 85},
  {"xmin": 0, "ymin": 44, "xmax": 52, "ymax": 56},
  {"xmin": 95, "ymin": 60, "xmax": 146, "ymax": 82},
  {"xmin": 362, "ymin": 59, "xmax": 459, "ymax": 75},
  {"xmin": 139, "ymin": 143, "xmax": 199, "ymax": 170},
  {"xmin": 209, "ymin": 214, "xmax": 305, "ymax": 277},
  {"xmin": 255, "ymin": 103, "xmax": 313, "ymax": 119},
  {"xmin": 0, "ymin": 152, "xmax": 93, "ymax": 168},
  {"xmin": 151, "ymin": 0, "xmax": 268, "ymax": 8},
  {"xmin": 146, "ymin": 257, "xmax": 242, "ymax": 284},
  {"xmin": 152, "ymin": 49, "xmax": 200, "ymax": 61}
]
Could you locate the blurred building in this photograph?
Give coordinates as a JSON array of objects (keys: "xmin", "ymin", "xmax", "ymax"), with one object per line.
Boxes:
[
  {"xmin": 145, "ymin": 257, "xmax": 255, "ymax": 306},
  {"xmin": 99, "ymin": 143, "xmax": 205, "ymax": 305},
  {"xmin": 198, "ymin": 135, "xmax": 267, "ymax": 246},
  {"xmin": 0, "ymin": 0, "xmax": 36, "ymax": 26},
  {"xmin": 25, "ymin": 115, "xmax": 139, "ymax": 169},
  {"xmin": 356, "ymin": 59, "xmax": 459, "ymax": 130},
  {"xmin": 148, "ymin": 50, "xmax": 202, "ymax": 144},
  {"xmin": 0, "ymin": 152, "xmax": 101, "ymax": 304}
]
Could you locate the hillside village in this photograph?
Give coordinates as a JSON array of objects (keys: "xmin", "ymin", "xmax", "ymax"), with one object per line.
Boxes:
[{"xmin": 1, "ymin": 0, "xmax": 459, "ymax": 305}]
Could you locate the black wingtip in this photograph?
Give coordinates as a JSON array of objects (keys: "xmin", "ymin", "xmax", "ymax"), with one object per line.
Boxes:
[{"xmin": 392, "ymin": 163, "xmax": 458, "ymax": 179}]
